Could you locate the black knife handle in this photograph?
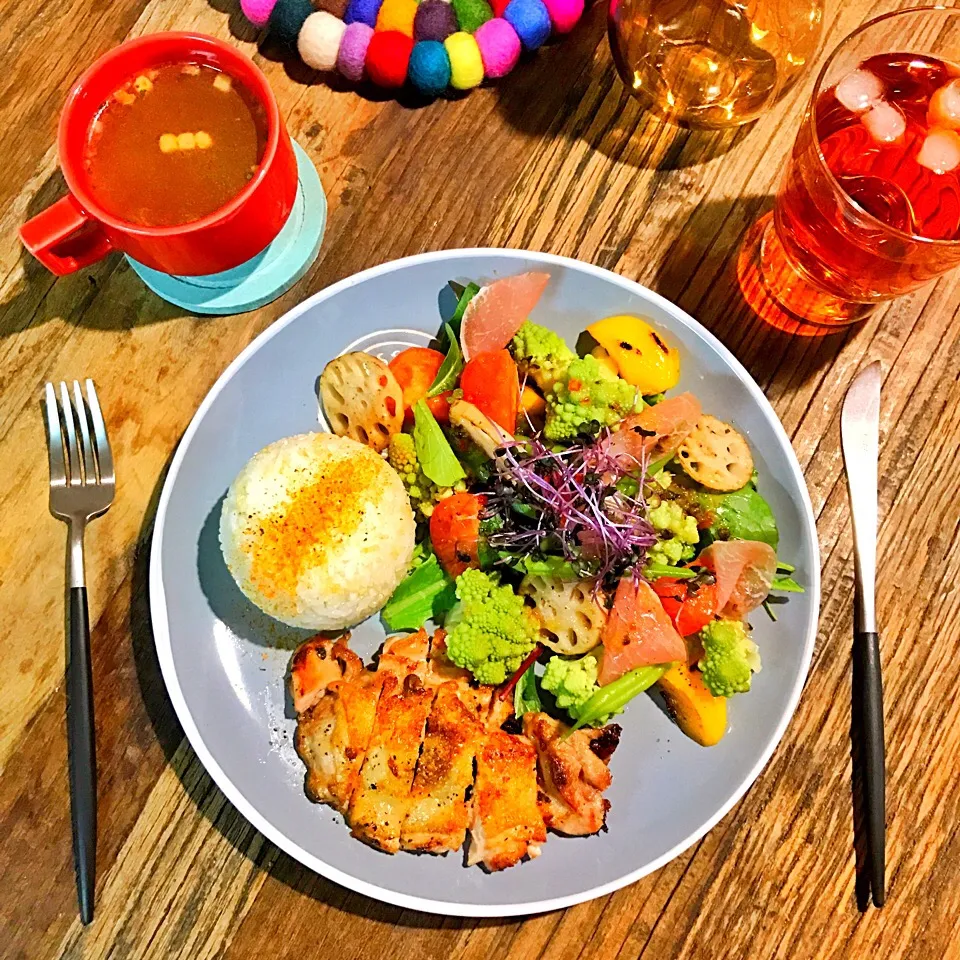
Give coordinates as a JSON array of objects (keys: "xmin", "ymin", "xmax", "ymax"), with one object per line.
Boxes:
[
  {"xmin": 854, "ymin": 630, "xmax": 885, "ymax": 907},
  {"xmin": 68, "ymin": 586, "xmax": 96, "ymax": 925}
]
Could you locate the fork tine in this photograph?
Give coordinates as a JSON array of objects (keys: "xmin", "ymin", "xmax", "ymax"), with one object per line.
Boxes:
[
  {"xmin": 85, "ymin": 380, "xmax": 114, "ymax": 485},
  {"xmin": 44, "ymin": 383, "xmax": 67, "ymax": 487},
  {"xmin": 59, "ymin": 382, "xmax": 82, "ymax": 486},
  {"xmin": 72, "ymin": 381, "xmax": 98, "ymax": 484}
]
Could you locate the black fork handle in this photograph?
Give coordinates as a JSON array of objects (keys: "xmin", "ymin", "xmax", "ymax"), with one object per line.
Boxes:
[
  {"xmin": 854, "ymin": 629, "xmax": 885, "ymax": 907},
  {"xmin": 68, "ymin": 586, "xmax": 96, "ymax": 925}
]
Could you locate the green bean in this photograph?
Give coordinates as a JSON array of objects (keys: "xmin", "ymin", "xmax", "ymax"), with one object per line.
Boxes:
[
  {"xmin": 642, "ymin": 562, "xmax": 697, "ymax": 581},
  {"xmin": 566, "ymin": 663, "xmax": 672, "ymax": 735}
]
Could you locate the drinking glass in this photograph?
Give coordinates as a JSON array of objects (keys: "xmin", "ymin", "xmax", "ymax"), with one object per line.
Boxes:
[
  {"xmin": 743, "ymin": 7, "xmax": 960, "ymax": 328},
  {"xmin": 608, "ymin": 0, "xmax": 824, "ymax": 128}
]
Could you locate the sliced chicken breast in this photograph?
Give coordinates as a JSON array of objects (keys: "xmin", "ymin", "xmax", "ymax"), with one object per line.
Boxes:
[
  {"xmin": 401, "ymin": 682, "xmax": 486, "ymax": 853},
  {"xmin": 523, "ymin": 713, "xmax": 621, "ymax": 836}
]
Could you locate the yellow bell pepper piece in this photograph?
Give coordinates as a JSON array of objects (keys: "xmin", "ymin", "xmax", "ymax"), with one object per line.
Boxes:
[
  {"xmin": 658, "ymin": 661, "xmax": 727, "ymax": 746},
  {"xmin": 520, "ymin": 384, "xmax": 546, "ymax": 419},
  {"xmin": 586, "ymin": 315, "xmax": 681, "ymax": 394}
]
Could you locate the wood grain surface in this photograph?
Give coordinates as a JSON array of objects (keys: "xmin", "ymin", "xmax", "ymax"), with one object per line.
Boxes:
[{"xmin": 2, "ymin": 0, "xmax": 960, "ymax": 957}]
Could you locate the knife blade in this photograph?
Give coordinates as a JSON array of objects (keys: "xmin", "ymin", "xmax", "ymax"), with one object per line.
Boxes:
[
  {"xmin": 841, "ymin": 361, "xmax": 881, "ymax": 633},
  {"xmin": 840, "ymin": 360, "xmax": 885, "ymax": 908}
]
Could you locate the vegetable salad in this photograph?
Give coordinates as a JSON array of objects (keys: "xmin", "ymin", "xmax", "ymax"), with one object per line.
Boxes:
[{"xmin": 319, "ymin": 273, "xmax": 802, "ymax": 747}]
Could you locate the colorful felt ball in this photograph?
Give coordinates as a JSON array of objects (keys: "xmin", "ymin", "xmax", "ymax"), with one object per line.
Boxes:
[
  {"xmin": 408, "ymin": 40, "xmax": 452, "ymax": 96},
  {"xmin": 344, "ymin": 0, "xmax": 383, "ymax": 27},
  {"xmin": 317, "ymin": 0, "xmax": 349, "ymax": 19},
  {"xmin": 474, "ymin": 18, "xmax": 520, "ymax": 78},
  {"xmin": 241, "ymin": 0, "xmax": 279, "ymax": 28},
  {"xmin": 298, "ymin": 11, "xmax": 346, "ymax": 70},
  {"xmin": 444, "ymin": 31, "xmax": 484, "ymax": 90},
  {"xmin": 452, "ymin": 0, "xmax": 493, "ymax": 33},
  {"xmin": 337, "ymin": 21, "xmax": 374, "ymax": 81},
  {"xmin": 541, "ymin": 0, "xmax": 583, "ymax": 33},
  {"xmin": 376, "ymin": 0, "xmax": 418, "ymax": 37},
  {"xmin": 503, "ymin": 0, "xmax": 551, "ymax": 50},
  {"xmin": 414, "ymin": 0, "xmax": 458, "ymax": 42},
  {"xmin": 489, "ymin": 0, "xmax": 510, "ymax": 16},
  {"xmin": 269, "ymin": 0, "xmax": 315, "ymax": 45},
  {"xmin": 366, "ymin": 30, "xmax": 414, "ymax": 87}
]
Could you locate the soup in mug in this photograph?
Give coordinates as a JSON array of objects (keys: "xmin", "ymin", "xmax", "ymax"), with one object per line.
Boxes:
[{"xmin": 83, "ymin": 62, "xmax": 268, "ymax": 228}]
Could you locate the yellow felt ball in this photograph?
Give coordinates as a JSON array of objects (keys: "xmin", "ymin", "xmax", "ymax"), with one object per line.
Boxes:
[
  {"xmin": 444, "ymin": 32, "xmax": 483, "ymax": 90},
  {"xmin": 376, "ymin": 0, "xmax": 418, "ymax": 37}
]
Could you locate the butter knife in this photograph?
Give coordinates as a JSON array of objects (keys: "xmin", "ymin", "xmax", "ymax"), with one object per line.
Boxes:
[{"xmin": 840, "ymin": 361, "xmax": 884, "ymax": 908}]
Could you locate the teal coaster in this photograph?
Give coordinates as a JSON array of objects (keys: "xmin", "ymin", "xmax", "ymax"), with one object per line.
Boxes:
[{"xmin": 127, "ymin": 141, "xmax": 325, "ymax": 315}]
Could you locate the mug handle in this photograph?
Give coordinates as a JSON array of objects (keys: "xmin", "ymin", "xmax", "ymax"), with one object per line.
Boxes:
[{"xmin": 19, "ymin": 195, "xmax": 112, "ymax": 276}]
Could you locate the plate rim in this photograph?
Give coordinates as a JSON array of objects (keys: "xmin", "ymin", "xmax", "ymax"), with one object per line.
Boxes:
[{"xmin": 149, "ymin": 247, "xmax": 821, "ymax": 918}]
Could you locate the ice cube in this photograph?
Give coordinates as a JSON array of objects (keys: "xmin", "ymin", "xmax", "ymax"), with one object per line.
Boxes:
[
  {"xmin": 861, "ymin": 102, "xmax": 906, "ymax": 144},
  {"xmin": 917, "ymin": 129, "xmax": 960, "ymax": 175},
  {"xmin": 929, "ymin": 79, "xmax": 960, "ymax": 131},
  {"xmin": 836, "ymin": 69, "xmax": 884, "ymax": 114}
]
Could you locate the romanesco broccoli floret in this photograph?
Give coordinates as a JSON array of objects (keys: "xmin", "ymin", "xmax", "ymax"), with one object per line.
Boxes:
[
  {"xmin": 387, "ymin": 433, "xmax": 465, "ymax": 520},
  {"xmin": 698, "ymin": 619, "xmax": 761, "ymax": 698},
  {"xmin": 444, "ymin": 569, "xmax": 539, "ymax": 685},
  {"xmin": 648, "ymin": 500, "xmax": 699, "ymax": 566},
  {"xmin": 511, "ymin": 321, "xmax": 577, "ymax": 393},
  {"xmin": 543, "ymin": 355, "xmax": 639, "ymax": 443},
  {"xmin": 541, "ymin": 654, "xmax": 606, "ymax": 722}
]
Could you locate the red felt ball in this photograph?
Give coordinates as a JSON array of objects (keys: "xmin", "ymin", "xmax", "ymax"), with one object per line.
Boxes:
[
  {"xmin": 366, "ymin": 30, "xmax": 414, "ymax": 87},
  {"xmin": 490, "ymin": 0, "xmax": 510, "ymax": 15}
]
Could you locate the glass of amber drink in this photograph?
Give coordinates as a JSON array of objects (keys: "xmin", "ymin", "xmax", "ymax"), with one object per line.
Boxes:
[{"xmin": 748, "ymin": 7, "xmax": 960, "ymax": 327}]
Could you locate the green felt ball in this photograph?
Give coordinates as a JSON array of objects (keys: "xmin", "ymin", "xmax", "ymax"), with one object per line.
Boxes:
[{"xmin": 452, "ymin": 0, "xmax": 493, "ymax": 34}]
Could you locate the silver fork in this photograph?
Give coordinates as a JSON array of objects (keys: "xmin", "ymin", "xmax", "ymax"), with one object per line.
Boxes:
[{"xmin": 43, "ymin": 380, "xmax": 115, "ymax": 926}]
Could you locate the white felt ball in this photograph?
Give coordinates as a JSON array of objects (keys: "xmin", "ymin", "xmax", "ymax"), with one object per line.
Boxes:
[{"xmin": 298, "ymin": 11, "xmax": 347, "ymax": 71}]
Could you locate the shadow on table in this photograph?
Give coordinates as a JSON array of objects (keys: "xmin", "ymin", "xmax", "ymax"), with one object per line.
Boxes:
[
  {"xmin": 1, "ymin": 170, "xmax": 191, "ymax": 340},
  {"xmin": 646, "ymin": 193, "xmax": 856, "ymax": 390},
  {"xmin": 129, "ymin": 464, "xmax": 511, "ymax": 930}
]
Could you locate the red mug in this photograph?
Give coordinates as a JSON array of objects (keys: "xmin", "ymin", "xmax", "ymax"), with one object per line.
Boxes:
[{"xmin": 20, "ymin": 33, "xmax": 298, "ymax": 277}]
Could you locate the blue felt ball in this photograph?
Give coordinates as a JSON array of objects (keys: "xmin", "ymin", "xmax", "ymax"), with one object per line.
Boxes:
[
  {"xmin": 503, "ymin": 0, "xmax": 551, "ymax": 50},
  {"xmin": 268, "ymin": 0, "xmax": 314, "ymax": 45},
  {"xmin": 408, "ymin": 40, "xmax": 452, "ymax": 96},
  {"xmin": 344, "ymin": 0, "xmax": 383, "ymax": 27}
]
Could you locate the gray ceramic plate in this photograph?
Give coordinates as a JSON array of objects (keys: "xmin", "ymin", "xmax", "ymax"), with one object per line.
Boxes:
[{"xmin": 150, "ymin": 249, "xmax": 820, "ymax": 917}]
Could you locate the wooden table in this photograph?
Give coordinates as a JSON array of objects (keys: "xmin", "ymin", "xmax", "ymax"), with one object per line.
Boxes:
[{"xmin": 3, "ymin": 0, "xmax": 960, "ymax": 956}]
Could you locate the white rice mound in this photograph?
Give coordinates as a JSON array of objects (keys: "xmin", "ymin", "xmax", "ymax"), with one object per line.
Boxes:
[{"xmin": 220, "ymin": 432, "xmax": 415, "ymax": 630}]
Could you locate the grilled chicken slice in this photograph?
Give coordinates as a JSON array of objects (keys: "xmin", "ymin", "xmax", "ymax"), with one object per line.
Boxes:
[
  {"xmin": 468, "ymin": 729, "xmax": 546, "ymax": 871},
  {"xmin": 523, "ymin": 713, "xmax": 622, "ymax": 836},
  {"xmin": 349, "ymin": 672, "xmax": 436, "ymax": 853},
  {"xmin": 290, "ymin": 636, "xmax": 361, "ymax": 714},
  {"xmin": 292, "ymin": 638, "xmax": 384, "ymax": 814},
  {"xmin": 378, "ymin": 628, "xmax": 431, "ymax": 678},
  {"xmin": 401, "ymin": 682, "xmax": 486, "ymax": 853}
]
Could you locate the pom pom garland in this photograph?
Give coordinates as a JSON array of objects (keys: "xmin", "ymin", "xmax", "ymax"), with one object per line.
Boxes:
[
  {"xmin": 269, "ymin": 0, "xmax": 315, "ymax": 46},
  {"xmin": 408, "ymin": 40, "xmax": 452, "ymax": 96},
  {"xmin": 337, "ymin": 21, "xmax": 374, "ymax": 81},
  {"xmin": 414, "ymin": 0, "xmax": 458, "ymax": 42},
  {"xmin": 503, "ymin": 0, "xmax": 551, "ymax": 50},
  {"xmin": 475, "ymin": 17, "xmax": 520, "ymax": 78},
  {"xmin": 344, "ymin": 0, "xmax": 383, "ymax": 28},
  {"xmin": 241, "ymin": 0, "xmax": 278, "ymax": 28},
  {"xmin": 444, "ymin": 31, "xmax": 484, "ymax": 90},
  {"xmin": 376, "ymin": 0, "xmax": 418, "ymax": 37},
  {"xmin": 317, "ymin": 0, "xmax": 350, "ymax": 18},
  {"xmin": 247, "ymin": 0, "xmax": 583, "ymax": 95},
  {"xmin": 451, "ymin": 0, "xmax": 493, "ymax": 34},
  {"xmin": 366, "ymin": 30, "xmax": 414, "ymax": 87},
  {"xmin": 299, "ymin": 11, "xmax": 347, "ymax": 71},
  {"xmin": 542, "ymin": 0, "xmax": 583, "ymax": 34}
]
